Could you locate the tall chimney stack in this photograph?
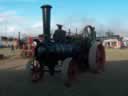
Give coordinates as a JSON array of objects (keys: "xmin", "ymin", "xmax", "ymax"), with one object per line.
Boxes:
[{"xmin": 41, "ymin": 5, "xmax": 52, "ymax": 41}]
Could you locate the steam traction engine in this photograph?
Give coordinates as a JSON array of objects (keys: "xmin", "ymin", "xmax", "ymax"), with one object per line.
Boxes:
[{"xmin": 29, "ymin": 5, "xmax": 106, "ymax": 86}]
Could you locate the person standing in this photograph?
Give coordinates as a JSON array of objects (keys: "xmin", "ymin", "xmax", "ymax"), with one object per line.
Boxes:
[{"xmin": 53, "ymin": 24, "xmax": 66, "ymax": 43}]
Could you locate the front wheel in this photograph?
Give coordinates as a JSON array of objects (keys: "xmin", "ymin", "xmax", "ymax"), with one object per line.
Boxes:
[
  {"xmin": 61, "ymin": 58, "xmax": 79, "ymax": 87},
  {"xmin": 88, "ymin": 42, "xmax": 106, "ymax": 73},
  {"xmin": 28, "ymin": 59, "xmax": 43, "ymax": 82}
]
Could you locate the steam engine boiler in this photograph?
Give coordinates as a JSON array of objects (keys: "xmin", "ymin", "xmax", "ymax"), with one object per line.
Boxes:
[{"xmin": 29, "ymin": 5, "xmax": 106, "ymax": 83}]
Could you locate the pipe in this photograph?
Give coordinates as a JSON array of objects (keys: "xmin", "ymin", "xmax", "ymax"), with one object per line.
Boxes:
[{"xmin": 41, "ymin": 5, "xmax": 52, "ymax": 41}]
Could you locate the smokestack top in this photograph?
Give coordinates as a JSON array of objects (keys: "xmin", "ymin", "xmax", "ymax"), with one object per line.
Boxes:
[{"xmin": 41, "ymin": 5, "xmax": 52, "ymax": 9}]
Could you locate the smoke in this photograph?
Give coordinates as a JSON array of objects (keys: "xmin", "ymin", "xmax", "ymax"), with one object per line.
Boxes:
[
  {"xmin": 104, "ymin": 18, "xmax": 128, "ymax": 36},
  {"xmin": 75, "ymin": 17, "xmax": 128, "ymax": 37}
]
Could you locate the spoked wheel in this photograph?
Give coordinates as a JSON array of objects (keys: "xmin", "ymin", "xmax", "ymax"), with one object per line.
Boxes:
[
  {"xmin": 30, "ymin": 60, "xmax": 44, "ymax": 82},
  {"xmin": 61, "ymin": 58, "xmax": 79, "ymax": 87},
  {"xmin": 89, "ymin": 42, "xmax": 106, "ymax": 73}
]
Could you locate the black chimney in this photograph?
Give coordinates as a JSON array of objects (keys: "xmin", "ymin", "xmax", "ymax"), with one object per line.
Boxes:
[{"xmin": 41, "ymin": 5, "xmax": 52, "ymax": 41}]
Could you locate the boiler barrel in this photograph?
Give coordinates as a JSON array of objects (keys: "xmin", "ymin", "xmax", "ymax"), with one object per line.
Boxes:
[
  {"xmin": 37, "ymin": 43, "xmax": 80, "ymax": 59},
  {"xmin": 41, "ymin": 5, "xmax": 52, "ymax": 41}
]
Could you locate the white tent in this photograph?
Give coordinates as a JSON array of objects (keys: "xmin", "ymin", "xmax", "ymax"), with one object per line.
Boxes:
[{"xmin": 103, "ymin": 39, "xmax": 121, "ymax": 48}]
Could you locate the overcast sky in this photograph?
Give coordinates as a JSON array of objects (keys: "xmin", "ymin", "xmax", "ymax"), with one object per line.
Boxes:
[{"xmin": 0, "ymin": 0, "xmax": 128, "ymax": 37}]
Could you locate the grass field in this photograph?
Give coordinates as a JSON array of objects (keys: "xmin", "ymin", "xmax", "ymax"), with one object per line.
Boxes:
[
  {"xmin": 0, "ymin": 48, "xmax": 21, "ymax": 58},
  {"xmin": 0, "ymin": 48, "xmax": 128, "ymax": 96},
  {"xmin": 106, "ymin": 48, "xmax": 128, "ymax": 61}
]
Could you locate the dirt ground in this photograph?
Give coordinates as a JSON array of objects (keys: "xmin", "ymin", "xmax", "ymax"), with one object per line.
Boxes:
[{"xmin": 0, "ymin": 48, "xmax": 128, "ymax": 96}]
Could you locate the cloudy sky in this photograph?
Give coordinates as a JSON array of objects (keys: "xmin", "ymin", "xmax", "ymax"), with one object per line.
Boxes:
[{"xmin": 0, "ymin": 0, "xmax": 128, "ymax": 37}]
